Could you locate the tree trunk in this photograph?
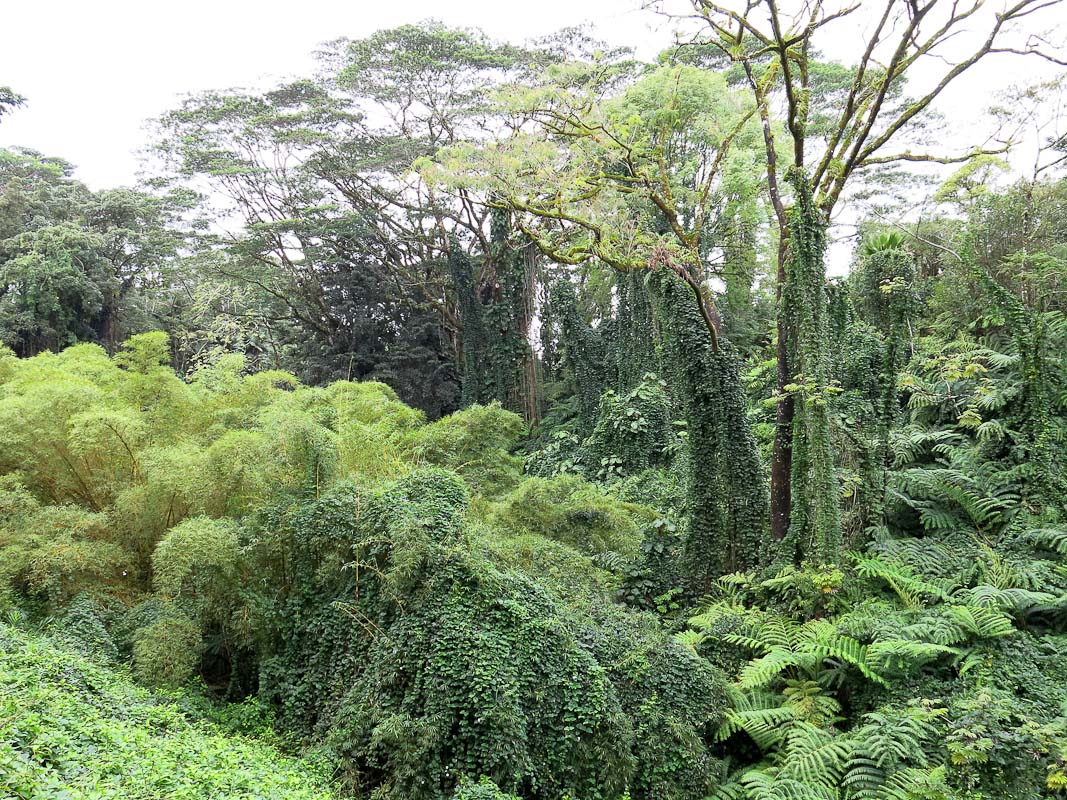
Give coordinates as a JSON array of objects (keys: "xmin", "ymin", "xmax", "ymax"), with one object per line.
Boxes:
[
  {"xmin": 770, "ymin": 236, "xmax": 793, "ymax": 541},
  {"xmin": 520, "ymin": 241, "xmax": 542, "ymax": 426}
]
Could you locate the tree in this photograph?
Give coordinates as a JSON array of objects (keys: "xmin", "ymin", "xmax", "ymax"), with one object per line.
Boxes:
[
  {"xmin": 153, "ymin": 23, "xmax": 555, "ymax": 418},
  {"xmin": 424, "ymin": 56, "xmax": 772, "ymax": 580},
  {"xmin": 0, "ymin": 87, "xmax": 24, "ymax": 122},
  {"xmin": 0, "ymin": 148, "xmax": 192, "ymax": 357},
  {"xmin": 670, "ymin": 0, "xmax": 1067, "ymax": 557}
]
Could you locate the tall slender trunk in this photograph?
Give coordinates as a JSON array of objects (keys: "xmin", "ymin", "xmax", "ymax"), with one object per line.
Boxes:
[
  {"xmin": 770, "ymin": 236, "xmax": 793, "ymax": 541},
  {"xmin": 521, "ymin": 241, "xmax": 542, "ymax": 426}
]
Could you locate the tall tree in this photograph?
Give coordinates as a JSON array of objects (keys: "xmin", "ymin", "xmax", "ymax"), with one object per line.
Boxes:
[
  {"xmin": 0, "ymin": 87, "xmax": 24, "ymax": 122},
  {"xmin": 154, "ymin": 23, "xmax": 554, "ymax": 418},
  {"xmin": 424, "ymin": 57, "xmax": 772, "ymax": 580},
  {"xmin": 0, "ymin": 148, "xmax": 191, "ymax": 356},
  {"xmin": 671, "ymin": 0, "xmax": 1066, "ymax": 556}
]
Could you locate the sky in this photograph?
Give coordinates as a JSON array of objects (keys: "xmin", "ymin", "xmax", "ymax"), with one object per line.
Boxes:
[
  {"xmin": 1, "ymin": 0, "xmax": 1063, "ymax": 263},
  {"xmin": 0, "ymin": 0, "xmax": 666, "ymax": 188}
]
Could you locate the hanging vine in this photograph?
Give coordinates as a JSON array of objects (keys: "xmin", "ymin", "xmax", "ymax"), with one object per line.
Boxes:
[
  {"xmin": 449, "ymin": 209, "xmax": 541, "ymax": 422},
  {"xmin": 650, "ymin": 272, "xmax": 768, "ymax": 593},
  {"xmin": 613, "ymin": 271, "xmax": 662, "ymax": 393},
  {"xmin": 449, "ymin": 243, "xmax": 490, "ymax": 409},
  {"xmin": 553, "ymin": 278, "xmax": 612, "ymax": 436},
  {"xmin": 780, "ymin": 169, "xmax": 841, "ymax": 564}
]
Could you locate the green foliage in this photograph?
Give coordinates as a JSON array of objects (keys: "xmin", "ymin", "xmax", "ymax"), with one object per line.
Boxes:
[
  {"xmin": 402, "ymin": 402, "xmax": 525, "ymax": 495},
  {"xmin": 0, "ymin": 149, "xmax": 192, "ymax": 357},
  {"xmin": 49, "ymin": 593, "xmax": 120, "ymax": 662},
  {"xmin": 651, "ymin": 272, "xmax": 769, "ymax": 590},
  {"xmin": 552, "ymin": 279, "xmax": 613, "ymax": 435},
  {"xmin": 132, "ymin": 612, "xmax": 202, "ymax": 688},
  {"xmin": 251, "ymin": 473, "xmax": 728, "ymax": 800},
  {"xmin": 0, "ymin": 476, "xmax": 123, "ymax": 604},
  {"xmin": 0, "ymin": 338, "xmax": 734, "ymax": 798},
  {"xmin": 782, "ymin": 170, "xmax": 841, "ymax": 563},
  {"xmin": 152, "ymin": 517, "xmax": 240, "ymax": 600},
  {"xmin": 5, "ymin": 41, "xmax": 1067, "ymax": 800},
  {"xmin": 452, "ymin": 778, "xmax": 522, "ymax": 800},
  {"xmin": 490, "ymin": 475, "xmax": 649, "ymax": 558},
  {"xmin": 0, "ymin": 87, "xmax": 25, "ymax": 121},
  {"xmin": 451, "ymin": 209, "xmax": 539, "ymax": 420},
  {"xmin": 617, "ymin": 517, "xmax": 685, "ymax": 612},
  {"xmin": 0, "ymin": 621, "xmax": 338, "ymax": 800},
  {"xmin": 580, "ymin": 375, "xmax": 675, "ymax": 479}
]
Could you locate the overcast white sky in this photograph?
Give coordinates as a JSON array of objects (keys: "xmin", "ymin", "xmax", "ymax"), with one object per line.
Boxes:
[
  {"xmin": 0, "ymin": 0, "xmax": 666, "ymax": 188},
  {"xmin": 1, "ymin": 0, "xmax": 1062, "ymax": 197}
]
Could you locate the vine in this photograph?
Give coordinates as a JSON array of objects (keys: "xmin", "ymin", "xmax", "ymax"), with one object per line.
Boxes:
[
  {"xmin": 650, "ymin": 272, "xmax": 769, "ymax": 593},
  {"xmin": 781, "ymin": 169, "xmax": 841, "ymax": 564},
  {"xmin": 449, "ymin": 209, "xmax": 540, "ymax": 422},
  {"xmin": 553, "ymin": 279, "xmax": 611, "ymax": 436},
  {"xmin": 613, "ymin": 272, "xmax": 661, "ymax": 393}
]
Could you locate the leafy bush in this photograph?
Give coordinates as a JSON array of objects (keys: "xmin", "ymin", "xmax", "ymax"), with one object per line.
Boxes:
[
  {"xmin": 253, "ymin": 476, "xmax": 728, "ymax": 800},
  {"xmin": 401, "ymin": 402, "xmax": 525, "ymax": 495},
  {"xmin": 453, "ymin": 778, "xmax": 522, "ymax": 799},
  {"xmin": 0, "ymin": 621, "xmax": 339, "ymax": 800},
  {"xmin": 132, "ymin": 612, "xmax": 202, "ymax": 687},
  {"xmin": 490, "ymin": 474, "xmax": 649, "ymax": 558}
]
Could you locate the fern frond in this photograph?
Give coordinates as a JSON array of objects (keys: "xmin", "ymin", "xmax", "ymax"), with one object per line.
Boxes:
[
  {"xmin": 708, "ymin": 773, "xmax": 749, "ymax": 800},
  {"xmin": 736, "ymin": 648, "xmax": 803, "ymax": 690},
  {"xmin": 866, "ymin": 639, "xmax": 956, "ymax": 673},
  {"xmin": 1026, "ymin": 527, "xmax": 1067, "ymax": 555},
  {"xmin": 945, "ymin": 605, "xmax": 1016, "ymax": 639},
  {"xmin": 716, "ymin": 691, "xmax": 797, "ymax": 750},
  {"xmin": 798, "ymin": 623, "xmax": 885, "ymax": 686},
  {"xmin": 781, "ymin": 723, "xmax": 853, "ymax": 789},
  {"xmin": 853, "ymin": 553, "xmax": 950, "ymax": 608},
  {"xmin": 740, "ymin": 769, "xmax": 837, "ymax": 800}
]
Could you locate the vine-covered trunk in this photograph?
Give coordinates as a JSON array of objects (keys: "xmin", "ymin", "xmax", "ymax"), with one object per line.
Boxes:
[
  {"xmin": 520, "ymin": 241, "xmax": 543, "ymax": 426},
  {"xmin": 721, "ymin": 214, "xmax": 758, "ymax": 348},
  {"xmin": 449, "ymin": 212, "xmax": 543, "ymax": 424},
  {"xmin": 771, "ymin": 235, "xmax": 794, "ymax": 543},
  {"xmin": 554, "ymin": 279, "xmax": 610, "ymax": 436},
  {"xmin": 780, "ymin": 170, "xmax": 841, "ymax": 563},
  {"xmin": 652, "ymin": 273, "xmax": 768, "ymax": 592}
]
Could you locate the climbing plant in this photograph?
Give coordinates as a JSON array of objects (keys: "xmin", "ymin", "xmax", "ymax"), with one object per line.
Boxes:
[
  {"xmin": 781, "ymin": 170, "xmax": 841, "ymax": 564},
  {"xmin": 651, "ymin": 273, "xmax": 769, "ymax": 591}
]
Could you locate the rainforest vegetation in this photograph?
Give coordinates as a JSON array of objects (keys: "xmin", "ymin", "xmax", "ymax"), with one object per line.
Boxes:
[{"xmin": 2, "ymin": 1, "xmax": 1067, "ymax": 798}]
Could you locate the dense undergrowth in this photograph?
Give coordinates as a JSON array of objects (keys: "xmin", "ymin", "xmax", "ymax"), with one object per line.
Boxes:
[
  {"xmin": 3, "ymin": 272, "xmax": 1067, "ymax": 799},
  {"xmin": 0, "ymin": 619, "xmax": 339, "ymax": 800},
  {"xmin": 0, "ymin": 335, "xmax": 728, "ymax": 799},
  {"xmin": 4, "ymin": 9, "xmax": 1067, "ymax": 796},
  {"xmin": 1, "ymin": 184, "xmax": 1067, "ymax": 800}
]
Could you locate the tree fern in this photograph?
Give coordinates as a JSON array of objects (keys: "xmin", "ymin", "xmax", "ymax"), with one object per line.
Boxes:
[
  {"xmin": 782, "ymin": 680, "xmax": 841, "ymax": 726},
  {"xmin": 780, "ymin": 723, "xmax": 854, "ymax": 790},
  {"xmin": 853, "ymin": 553, "xmax": 951, "ymax": 608},
  {"xmin": 735, "ymin": 647, "xmax": 805, "ymax": 690},
  {"xmin": 945, "ymin": 604, "xmax": 1016, "ymax": 639},
  {"xmin": 741, "ymin": 769, "xmax": 837, "ymax": 800},
  {"xmin": 716, "ymin": 690, "xmax": 797, "ymax": 750}
]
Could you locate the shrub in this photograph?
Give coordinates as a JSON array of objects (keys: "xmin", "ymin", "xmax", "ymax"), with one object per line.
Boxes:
[
  {"xmin": 152, "ymin": 516, "xmax": 240, "ymax": 605},
  {"xmin": 0, "ymin": 621, "xmax": 338, "ymax": 799},
  {"xmin": 132, "ymin": 612, "xmax": 202, "ymax": 688},
  {"xmin": 490, "ymin": 475, "xmax": 649, "ymax": 559},
  {"xmin": 253, "ymin": 477, "xmax": 728, "ymax": 800},
  {"xmin": 452, "ymin": 778, "xmax": 522, "ymax": 800},
  {"xmin": 402, "ymin": 403, "xmax": 524, "ymax": 495}
]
